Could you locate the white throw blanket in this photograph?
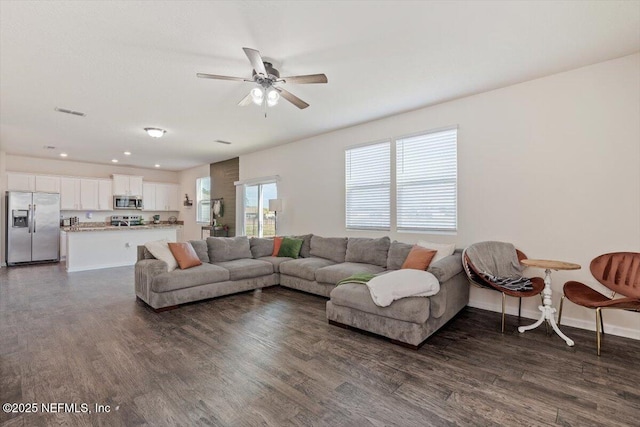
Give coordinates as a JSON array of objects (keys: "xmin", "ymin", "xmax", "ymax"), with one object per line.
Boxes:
[{"xmin": 366, "ymin": 269, "xmax": 440, "ymax": 307}]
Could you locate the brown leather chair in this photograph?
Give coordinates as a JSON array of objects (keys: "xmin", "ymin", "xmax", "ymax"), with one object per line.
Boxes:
[
  {"xmin": 463, "ymin": 248, "xmax": 545, "ymax": 333},
  {"xmin": 558, "ymin": 252, "xmax": 640, "ymax": 356}
]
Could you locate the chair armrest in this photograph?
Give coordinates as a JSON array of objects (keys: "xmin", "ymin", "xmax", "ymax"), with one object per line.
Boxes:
[{"xmin": 428, "ymin": 252, "xmax": 463, "ymax": 283}]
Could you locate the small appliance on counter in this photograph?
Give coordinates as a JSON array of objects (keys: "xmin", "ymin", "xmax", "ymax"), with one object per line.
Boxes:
[
  {"xmin": 110, "ymin": 215, "xmax": 142, "ymax": 226},
  {"xmin": 152, "ymin": 215, "xmax": 161, "ymax": 224},
  {"xmin": 60, "ymin": 216, "xmax": 79, "ymax": 227}
]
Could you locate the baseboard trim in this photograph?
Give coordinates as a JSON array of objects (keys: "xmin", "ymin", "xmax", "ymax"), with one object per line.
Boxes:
[{"xmin": 467, "ymin": 300, "xmax": 640, "ymax": 340}]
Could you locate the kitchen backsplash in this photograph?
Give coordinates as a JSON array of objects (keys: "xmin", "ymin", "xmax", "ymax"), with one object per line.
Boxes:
[{"xmin": 60, "ymin": 210, "xmax": 179, "ymax": 224}]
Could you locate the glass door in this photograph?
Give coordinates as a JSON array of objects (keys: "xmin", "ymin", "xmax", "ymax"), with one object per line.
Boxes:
[{"xmin": 244, "ymin": 182, "xmax": 277, "ymax": 237}]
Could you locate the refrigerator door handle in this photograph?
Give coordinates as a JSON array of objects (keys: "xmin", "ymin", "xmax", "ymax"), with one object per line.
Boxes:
[
  {"xmin": 33, "ymin": 204, "xmax": 37, "ymax": 233},
  {"xmin": 27, "ymin": 204, "xmax": 33, "ymax": 234}
]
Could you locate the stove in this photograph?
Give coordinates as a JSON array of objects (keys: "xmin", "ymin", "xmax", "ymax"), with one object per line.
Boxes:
[{"xmin": 110, "ymin": 215, "xmax": 142, "ymax": 226}]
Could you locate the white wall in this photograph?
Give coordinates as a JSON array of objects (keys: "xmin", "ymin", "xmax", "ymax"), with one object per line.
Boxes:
[
  {"xmin": 240, "ymin": 54, "xmax": 640, "ymax": 339},
  {"xmin": 178, "ymin": 164, "xmax": 211, "ymax": 241},
  {"xmin": 5, "ymin": 154, "xmax": 179, "ymax": 182}
]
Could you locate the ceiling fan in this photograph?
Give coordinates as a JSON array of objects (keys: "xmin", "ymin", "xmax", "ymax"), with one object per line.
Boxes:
[{"xmin": 197, "ymin": 47, "xmax": 328, "ymax": 110}]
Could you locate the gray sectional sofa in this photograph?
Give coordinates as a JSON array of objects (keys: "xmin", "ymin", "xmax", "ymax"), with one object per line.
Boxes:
[{"xmin": 135, "ymin": 234, "xmax": 469, "ymax": 347}]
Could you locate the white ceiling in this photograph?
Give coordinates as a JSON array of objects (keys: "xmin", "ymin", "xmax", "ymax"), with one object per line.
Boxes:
[{"xmin": 1, "ymin": 1, "xmax": 638, "ymax": 171}]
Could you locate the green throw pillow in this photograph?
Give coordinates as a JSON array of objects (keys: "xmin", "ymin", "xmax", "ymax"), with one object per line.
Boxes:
[{"xmin": 278, "ymin": 237, "xmax": 303, "ymax": 259}]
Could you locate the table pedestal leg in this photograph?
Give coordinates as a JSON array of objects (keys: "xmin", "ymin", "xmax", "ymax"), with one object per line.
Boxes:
[{"xmin": 518, "ymin": 268, "xmax": 574, "ymax": 346}]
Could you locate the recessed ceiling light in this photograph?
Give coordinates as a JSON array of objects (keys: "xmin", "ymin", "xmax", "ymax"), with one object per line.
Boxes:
[
  {"xmin": 111, "ymin": 159, "xmax": 119, "ymax": 163},
  {"xmin": 214, "ymin": 140, "xmax": 232, "ymax": 145},
  {"xmin": 144, "ymin": 128, "xmax": 166, "ymax": 138},
  {"xmin": 60, "ymin": 153, "xmax": 68, "ymax": 157},
  {"xmin": 124, "ymin": 151, "xmax": 131, "ymax": 156},
  {"xmin": 154, "ymin": 164, "xmax": 160, "ymax": 168}
]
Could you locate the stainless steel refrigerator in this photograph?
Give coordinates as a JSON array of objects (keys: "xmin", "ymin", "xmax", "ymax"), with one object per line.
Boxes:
[{"xmin": 5, "ymin": 191, "xmax": 60, "ymax": 265}]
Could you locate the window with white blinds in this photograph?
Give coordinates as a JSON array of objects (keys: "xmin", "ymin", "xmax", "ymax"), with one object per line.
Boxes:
[
  {"xmin": 196, "ymin": 177, "xmax": 211, "ymax": 224},
  {"xmin": 396, "ymin": 128, "xmax": 457, "ymax": 232},
  {"xmin": 345, "ymin": 141, "xmax": 391, "ymax": 230}
]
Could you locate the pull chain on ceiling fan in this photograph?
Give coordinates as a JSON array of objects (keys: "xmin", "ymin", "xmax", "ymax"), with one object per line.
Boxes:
[{"xmin": 197, "ymin": 47, "xmax": 328, "ymax": 111}]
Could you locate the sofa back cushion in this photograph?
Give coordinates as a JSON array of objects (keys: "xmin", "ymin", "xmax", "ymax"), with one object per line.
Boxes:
[
  {"xmin": 290, "ymin": 234, "xmax": 313, "ymax": 258},
  {"xmin": 387, "ymin": 241, "xmax": 414, "ymax": 270},
  {"xmin": 207, "ymin": 236, "xmax": 252, "ymax": 262},
  {"xmin": 310, "ymin": 236, "xmax": 348, "ymax": 263},
  {"xmin": 188, "ymin": 240, "xmax": 210, "ymax": 263},
  {"xmin": 250, "ymin": 237, "xmax": 274, "ymax": 258},
  {"xmin": 345, "ymin": 237, "xmax": 391, "ymax": 268}
]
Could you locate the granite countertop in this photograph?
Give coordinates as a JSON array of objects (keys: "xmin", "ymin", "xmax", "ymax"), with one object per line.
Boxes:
[{"xmin": 62, "ymin": 224, "xmax": 183, "ymax": 232}]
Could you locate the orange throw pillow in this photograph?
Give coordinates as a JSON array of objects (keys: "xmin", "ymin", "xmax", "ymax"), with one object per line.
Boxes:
[
  {"xmin": 401, "ymin": 245, "xmax": 437, "ymax": 270},
  {"xmin": 168, "ymin": 242, "xmax": 202, "ymax": 270},
  {"xmin": 272, "ymin": 236, "xmax": 283, "ymax": 256}
]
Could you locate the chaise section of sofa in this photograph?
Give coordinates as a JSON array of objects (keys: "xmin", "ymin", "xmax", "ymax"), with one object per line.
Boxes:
[{"xmin": 326, "ymin": 251, "xmax": 469, "ymax": 348}]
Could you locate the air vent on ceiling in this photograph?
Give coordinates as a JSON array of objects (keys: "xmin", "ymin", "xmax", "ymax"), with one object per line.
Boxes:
[
  {"xmin": 54, "ymin": 107, "xmax": 86, "ymax": 117},
  {"xmin": 214, "ymin": 140, "xmax": 232, "ymax": 145},
  {"xmin": 43, "ymin": 145, "xmax": 56, "ymax": 150}
]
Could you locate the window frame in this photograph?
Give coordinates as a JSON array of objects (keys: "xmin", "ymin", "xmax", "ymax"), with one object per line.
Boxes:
[
  {"xmin": 344, "ymin": 140, "xmax": 392, "ymax": 231},
  {"xmin": 195, "ymin": 176, "xmax": 211, "ymax": 224}
]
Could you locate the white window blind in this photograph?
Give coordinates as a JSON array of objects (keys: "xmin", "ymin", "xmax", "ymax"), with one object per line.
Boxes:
[
  {"xmin": 345, "ymin": 141, "xmax": 391, "ymax": 230},
  {"xmin": 196, "ymin": 177, "xmax": 211, "ymax": 224},
  {"xmin": 397, "ymin": 128, "xmax": 457, "ymax": 232}
]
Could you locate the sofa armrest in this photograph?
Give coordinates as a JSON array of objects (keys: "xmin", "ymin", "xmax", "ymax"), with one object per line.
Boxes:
[
  {"xmin": 428, "ymin": 252, "xmax": 463, "ymax": 283},
  {"xmin": 134, "ymin": 259, "xmax": 168, "ymax": 302}
]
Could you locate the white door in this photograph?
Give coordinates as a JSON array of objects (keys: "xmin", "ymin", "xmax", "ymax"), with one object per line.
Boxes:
[
  {"xmin": 155, "ymin": 184, "xmax": 168, "ymax": 211},
  {"xmin": 60, "ymin": 178, "xmax": 80, "ymax": 210},
  {"xmin": 129, "ymin": 176, "xmax": 143, "ymax": 197},
  {"xmin": 112, "ymin": 175, "xmax": 130, "ymax": 195},
  {"xmin": 7, "ymin": 173, "xmax": 35, "ymax": 192},
  {"xmin": 142, "ymin": 183, "xmax": 156, "ymax": 210},
  {"xmin": 35, "ymin": 175, "xmax": 61, "ymax": 193},
  {"xmin": 98, "ymin": 180, "xmax": 112, "ymax": 210},
  {"xmin": 80, "ymin": 179, "xmax": 99, "ymax": 210},
  {"xmin": 167, "ymin": 184, "xmax": 180, "ymax": 211}
]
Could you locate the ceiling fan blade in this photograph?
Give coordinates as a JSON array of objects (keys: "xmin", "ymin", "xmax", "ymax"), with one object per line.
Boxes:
[
  {"xmin": 196, "ymin": 73, "xmax": 252, "ymax": 82},
  {"xmin": 275, "ymin": 87, "xmax": 309, "ymax": 109},
  {"xmin": 238, "ymin": 93, "xmax": 253, "ymax": 107},
  {"xmin": 243, "ymin": 47, "xmax": 267, "ymax": 76},
  {"xmin": 280, "ymin": 74, "xmax": 328, "ymax": 84}
]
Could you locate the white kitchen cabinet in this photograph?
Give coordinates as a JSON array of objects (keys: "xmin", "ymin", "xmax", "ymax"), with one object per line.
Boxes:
[
  {"xmin": 112, "ymin": 174, "xmax": 143, "ymax": 196},
  {"xmin": 60, "ymin": 231, "xmax": 67, "ymax": 260},
  {"xmin": 60, "ymin": 177, "xmax": 81, "ymax": 210},
  {"xmin": 142, "ymin": 182, "xmax": 179, "ymax": 211},
  {"xmin": 142, "ymin": 183, "xmax": 157, "ymax": 210},
  {"xmin": 80, "ymin": 179, "xmax": 99, "ymax": 210},
  {"xmin": 35, "ymin": 175, "xmax": 61, "ymax": 193},
  {"xmin": 7, "ymin": 172, "xmax": 35, "ymax": 192},
  {"xmin": 167, "ymin": 184, "xmax": 180, "ymax": 211},
  {"xmin": 97, "ymin": 180, "xmax": 112, "ymax": 210}
]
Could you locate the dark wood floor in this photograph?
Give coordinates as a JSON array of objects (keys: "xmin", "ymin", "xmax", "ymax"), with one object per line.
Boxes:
[{"xmin": 1, "ymin": 263, "xmax": 639, "ymax": 427}]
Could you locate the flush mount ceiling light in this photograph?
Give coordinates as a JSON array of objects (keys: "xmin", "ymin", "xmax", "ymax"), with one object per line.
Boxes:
[{"xmin": 144, "ymin": 128, "xmax": 166, "ymax": 138}]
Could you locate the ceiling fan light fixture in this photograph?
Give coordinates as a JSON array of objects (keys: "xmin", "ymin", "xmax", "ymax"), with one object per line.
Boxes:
[
  {"xmin": 250, "ymin": 87, "xmax": 264, "ymax": 105},
  {"xmin": 267, "ymin": 88, "xmax": 280, "ymax": 107},
  {"xmin": 144, "ymin": 127, "xmax": 166, "ymax": 138}
]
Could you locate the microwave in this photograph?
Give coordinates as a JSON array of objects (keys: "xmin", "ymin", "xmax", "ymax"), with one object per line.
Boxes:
[{"xmin": 113, "ymin": 196, "xmax": 143, "ymax": 210}]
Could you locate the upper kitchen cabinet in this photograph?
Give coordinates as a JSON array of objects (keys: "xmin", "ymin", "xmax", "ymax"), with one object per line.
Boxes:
[
  {"xmin": 6, "ymin": 173, "xmax": 60, "ymax": 193},
  {"xmin": 97, "ymin": 180, "xmax": 113, "ymax": 210},
  {"xmin": 60, "ymin": 177, "xmax": 81, "ymax": 210},
  {"xmin": 112, "ymin": 174, "xmax": 143, "ymax": 196},
  {"xmin": 141, "ymin": 182, "xmax": 180, "ymax": 211},
  {"xmin": 61, "ymin": 177, "xmax": 112, "ymax": 211}
]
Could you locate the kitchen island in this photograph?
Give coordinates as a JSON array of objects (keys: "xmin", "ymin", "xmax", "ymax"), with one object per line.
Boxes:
[{"xmin": 63, "ymin": 225, "xmax": 181, "ymax": 272}]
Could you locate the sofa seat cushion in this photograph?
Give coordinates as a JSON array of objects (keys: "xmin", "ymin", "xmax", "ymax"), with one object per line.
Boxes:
[
  {"xmin": 213, "ymin": 259, "xmax": 274, "ymax": 281},
  {"xmin": 316, "ymin": 262, "xmax": 386, "ymax": 285},
  {"xmin": 258, "ymin": 256, "xmax": 293, "ymax": 273},
  {"xmin": 152, "ymin": 263, "xmax": 230, "ymax": 293},
  {"xmin": 279, "ymin": 257, "xmax": 336, "ymax": 281},
  {"xmin": 330, "ymin": 283, "xmax": 431, "ymax": 324}
]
